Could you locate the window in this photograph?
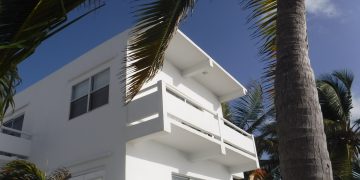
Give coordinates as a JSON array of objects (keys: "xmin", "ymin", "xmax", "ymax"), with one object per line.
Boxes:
[
  {"xmin": 70, "ymin": 69, "xmax": 110, "ymax": 119},
  {"xmin": 2, "ymin": 114, "xmax": 24, "ymax": 137}
]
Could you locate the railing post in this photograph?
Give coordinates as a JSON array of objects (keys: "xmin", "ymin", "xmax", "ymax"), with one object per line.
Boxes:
[
  {"xmin": 251, "ymin": 135, "xmax": 260, "ymax": 168},
  {"xmin": 217, "ymin": 115, "xmax": 226, "ymax": 155},
  {"xmin": 158, "ymin": 81, "xmax": 171, "ymax": 133}
]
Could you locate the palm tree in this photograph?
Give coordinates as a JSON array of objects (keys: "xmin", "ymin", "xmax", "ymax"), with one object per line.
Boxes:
[
  {"xmin": 233, "ymin": 71, "xmax": 360, "ymax": 179},
  {"xmin": 317, "ymin": 70, "xmax": 360, "ymax": 180},
  {"xmin": 230, "ymin": 81, "xmax": 277, "ymax": 159},
  {"xmin": 0, "ymin": 0, "xmax": 105, "ymax": 121},
  {"xmin": 0, "ymin": 160, "xmax": 71, "ymax": 179},
  {"xmin": 230, "ymin": 81, "xmax": 278, "ymax": 179},
  {"xmin": 125, "ymin": 0, "xmax": 333, "ymax": 178},
  {"xmin": 1, "ymin": 0, "xmax": 334, "ymax": 178}
]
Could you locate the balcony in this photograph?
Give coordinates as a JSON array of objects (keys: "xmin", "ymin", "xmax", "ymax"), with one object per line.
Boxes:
[
  {"xmin": 0, "ymin": 126, "xmax": 32, "ymax": 165},
  {"xmin": 126, "ymin": 81, "xmax": 259, "ymax": 173}
]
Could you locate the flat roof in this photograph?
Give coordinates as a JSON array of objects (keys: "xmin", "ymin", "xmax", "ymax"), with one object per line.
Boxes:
[{"xmin": 165, "ymin": 30, "xmax": 247, "ymax": 102}]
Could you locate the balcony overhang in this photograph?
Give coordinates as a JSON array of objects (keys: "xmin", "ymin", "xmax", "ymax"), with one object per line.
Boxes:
[
  {"xmin": 126, "ymin": 81, "xmax": 259, "ymax": 173},
  {"xmin": 165, "ymin": 31, "xmax": 247, "ymax": 102}
]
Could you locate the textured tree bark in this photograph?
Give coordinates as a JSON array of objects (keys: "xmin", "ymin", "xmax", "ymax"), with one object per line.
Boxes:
[{"xmin": 275, "ymin": 0, "xmax": 333, "ymax": 179}]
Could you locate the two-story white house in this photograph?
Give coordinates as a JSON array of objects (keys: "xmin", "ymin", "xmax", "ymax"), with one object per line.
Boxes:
[{"xmin": 0, "ymin": 30, "xmax": 259, "ymax": 180}]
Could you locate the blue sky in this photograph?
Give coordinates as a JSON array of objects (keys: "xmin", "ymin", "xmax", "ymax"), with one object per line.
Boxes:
[{"xmin": 18, "ymin": 0, "xmax": 360, "ymax": 119}]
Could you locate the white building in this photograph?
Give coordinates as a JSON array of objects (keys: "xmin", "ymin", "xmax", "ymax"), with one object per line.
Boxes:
[{"xmin": 0, "ymin": 30, "xmax": 259, "ymax": 180}]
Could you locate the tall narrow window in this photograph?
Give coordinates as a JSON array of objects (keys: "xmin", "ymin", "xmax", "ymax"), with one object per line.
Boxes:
[
  {"xmin": 69, "ymin": 68, "xmax": 110, "ymax": 119},
  {"xmin": 3, "ymin": 114, "xmax": 24, "ymax": 137},
  {"xmin": 70, "ymin": 79, "xmax": 89, "ymax": 119},
  {"xmin": 90, "ymin": 69, "xmax": 110, "ymax": 110}
]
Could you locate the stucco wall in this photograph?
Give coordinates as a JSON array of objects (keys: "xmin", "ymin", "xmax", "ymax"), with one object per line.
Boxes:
[
  {"xmin": 126, "ymin": 141, "xmax": 232, "ymax": 180},
  {"xmin": 4, "ymin": 30, "xmax": 228, "ymax": 179}
]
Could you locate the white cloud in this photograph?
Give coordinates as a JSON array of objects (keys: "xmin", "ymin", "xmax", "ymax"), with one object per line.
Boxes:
[
  {"xmin": 351, "ymin": 94, "xmax": 360, "ymax": 120},
  {"xmin": 305, "ymin": 0, "xmax": 338, "ymax": 17}
]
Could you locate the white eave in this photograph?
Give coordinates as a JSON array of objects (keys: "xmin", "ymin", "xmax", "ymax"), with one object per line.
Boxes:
[{"xmin": 165, "ymin": 30, "xmax": 247, "ymax": 102}]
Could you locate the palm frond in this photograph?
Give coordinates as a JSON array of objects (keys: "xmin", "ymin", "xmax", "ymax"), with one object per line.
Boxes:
[
  {"xmin": 240, "ymin": 0, "xmax": 277, "ymax": 95},
  {"xmin": 256, "ymin": 121, "xmax": 278, "ymax": 158},
  {"xmin": 231, "ymin": 81, "xmax": 264, "ymax": 131},
  {"xmin": 317, "ymin": 80, "xmax": 345, "ymax": 121},
  {"xmin": 332, "ymin": 70, "xmax": 354, "ymax": 91},
  {"xmin": 124, "ymin": 0, "xmax": 195, "ymax": 103},
  {"xmin": 0, "ymin": 160, "xmax": 46, "ymax": 179},
  {"xmin": 248, "ymin": 107, "xmax": 274, "ymax": 133},
  {"xmin": 0, "ymin": 0, "xmax": 105, "ymax": 121},
  {"xmin": 0, "ymin": 68, "xmax": 20, "ymax": 120},
  {"xmin": 317, "ymin": 71, "xmax": 354, "ymax": 122},
  {"xmin": 317, "ymin": 70, "xmax": 359, "ymax": 179}
]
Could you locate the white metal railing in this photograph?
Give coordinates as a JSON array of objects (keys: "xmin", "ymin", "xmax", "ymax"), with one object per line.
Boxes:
[
  {"xmin": 0, "ymin": 126, "xmax": 32, "ymax": 140},
  {"xmin": 164, "ymin": 81, "xmax": 252, "ymax": 136},
  {"xmin": 162, "ymin": 81, "xmax": 257, "ymax": 155},
  {"xmin": 222, "ymin": 118, "xmax": 252, "ymax": 137}
]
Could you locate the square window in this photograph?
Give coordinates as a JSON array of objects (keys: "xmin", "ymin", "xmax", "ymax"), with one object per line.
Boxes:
[{"xmin": 69, "ymin": 68, "xmax": 110, "ymax": 119}]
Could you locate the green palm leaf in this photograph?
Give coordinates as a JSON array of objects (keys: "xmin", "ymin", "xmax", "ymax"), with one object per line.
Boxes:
[
  {"xmin": 240, "ymin": 0, "xmax": 277, "ymax": 93},
  {"xmin": 231, "ymin": 81, "xmax": 265, "ymax": 131},
  {"xmin": 317, "ymin": 70, "xmax": 358, "ymax": 179},
  {"xmin": 124, "ymin": 0, "xmax": 195, "ymax": 103},
  {"xmin": 0, "ymin": 160, "xmax": 46, "ymax": 179},
  {"xmin": 0, "ymin": 160, "xmax": 71, "ymax": 180}
]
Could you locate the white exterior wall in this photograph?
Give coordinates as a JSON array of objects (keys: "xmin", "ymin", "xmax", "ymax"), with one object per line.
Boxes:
[
  {"xmin": 126, "ymin": 141, "xmax": 232, "ymax": 180},
  {"xmin": 146, "ymin": 61, "xmax": 223, "ymax": 116},
  {"xmin": 7, "ymin": 31, "xmax": 128, "ymax": 179},
  {"xmin": 2, "ymin": 30, "xmax": 236, "ymax": 179}
]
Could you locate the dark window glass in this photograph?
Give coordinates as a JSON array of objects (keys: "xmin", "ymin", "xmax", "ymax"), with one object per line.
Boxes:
[
  {"xmin": 69, "ymin": 69, "xmax": 110, "ymax": 120},
  {"xmin": 90, "ymin": 86, "xmax": 109, "ymax": 110},
  {"xmin": 69, "ymin": 96, "xmax": 88, "ymax": 119},
  {"xmin": 3, "ymin": 114, "xmax": 24, "ymax": 137}
]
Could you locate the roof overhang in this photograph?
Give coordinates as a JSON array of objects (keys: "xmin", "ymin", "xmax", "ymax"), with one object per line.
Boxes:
[{"xmin": 165, "ymin": 30, "xmax": 247, "ymax": 102}]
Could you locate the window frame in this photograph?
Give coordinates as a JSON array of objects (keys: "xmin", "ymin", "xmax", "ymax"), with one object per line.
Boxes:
[
  {"xmin": 2, "ymin": 113, "xmax": 25, "ymax": 137},
  {"xmin": 69, "ymin": 68, "xmax": 110, "ymax": 120}
]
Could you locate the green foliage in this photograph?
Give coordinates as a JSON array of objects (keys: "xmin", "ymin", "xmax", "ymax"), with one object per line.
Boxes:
[
  {"xmin": 0, "ymin": 160, "xmax": 45, "ymax": 179},
  {"xmin": 317, "ymin": 70, "xmax": 360, "ymax": 179},
  {"xmin": 230, "ymin": 81, "xmax": 278, "ymax": 176},
  {"xmin": 231, "ymin": 71, "xmax": 360, "ymax": 179},
  {"xmin": 240, "ymin": 0, "xmax": 277, "ymax": 94},
  {"xmin": 0, "ymin": 160, "xmax": 71, "ymax": 180}
]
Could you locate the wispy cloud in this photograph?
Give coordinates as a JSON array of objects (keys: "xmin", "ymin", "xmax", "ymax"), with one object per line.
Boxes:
[
  {"xmin": 305, "ymin": 0, "xmax": 338, "ymax": 17},
  {"xmin": 351, "ymin": 94, "xmax": 360, "ymax": 120}
]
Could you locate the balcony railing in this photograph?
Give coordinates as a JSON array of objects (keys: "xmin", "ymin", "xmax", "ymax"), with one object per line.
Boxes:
[
  {"xmin": 0, "ymin": 126, "xmax": 32, "ymax": 159},
  {"xmin": 0, "ymin": 126, "xmax": 32, "ymax": 140},
  {"xmin": 127, "ymin": 80, "xmax": 258, "ymax": 159}
]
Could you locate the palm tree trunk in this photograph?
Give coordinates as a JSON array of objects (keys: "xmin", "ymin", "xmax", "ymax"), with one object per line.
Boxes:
[{"xmin": 275, "ymin": 0, "xmax": 333, "ymax": 179}]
